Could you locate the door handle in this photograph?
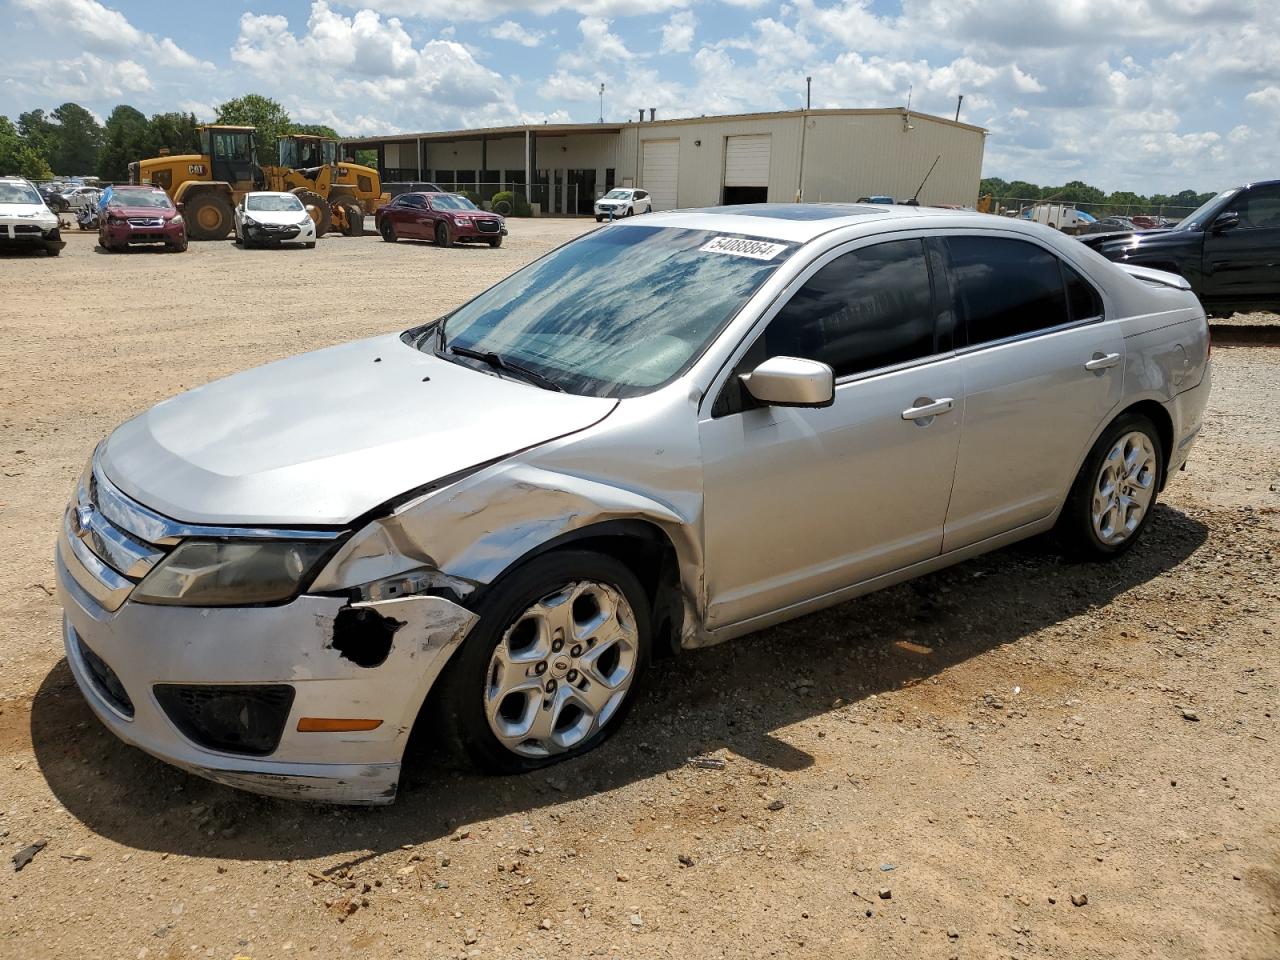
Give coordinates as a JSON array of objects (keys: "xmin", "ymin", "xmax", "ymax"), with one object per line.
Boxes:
[
  {"xmin": 902, "ymin": 397, "xmax": 955, "ymax": 421},
  {"xmin": 1084, "ymin": 352, "xmax": 1121, "ymax": 371}
]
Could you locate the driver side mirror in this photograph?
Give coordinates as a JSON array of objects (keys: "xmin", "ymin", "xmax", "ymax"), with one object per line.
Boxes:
[
  {"xmin": 741, "ymin": 356, "xmax": 835, "ymax": 408},
  {"xmin": 1211, "ymin": 211, "xmax": 1239, "ymax": 233},
  {"xmin": 176, "ymin": 202, "xmax": 185, "ymax": 213}
]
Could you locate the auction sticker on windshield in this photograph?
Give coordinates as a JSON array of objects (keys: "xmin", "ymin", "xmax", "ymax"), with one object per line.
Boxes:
[{"xmin": 699, "ymin": 236, "xmax": 789, "ymax": 260}]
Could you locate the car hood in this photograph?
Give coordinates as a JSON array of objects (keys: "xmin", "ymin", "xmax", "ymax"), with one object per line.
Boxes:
[
  {"xmin": 108, "ymin": 205, "xmax": 175, "ymax": 219},
  {"xmin": 0, "ymin": 201, "xmax": 56, "ymax": 221},
  {"xmin": 101, "ymin": 333, "xmax": 617, "ymax": 527},
  {"xmin": 244, "ymin": 208, "xmax": 310, "ymax": 225}
]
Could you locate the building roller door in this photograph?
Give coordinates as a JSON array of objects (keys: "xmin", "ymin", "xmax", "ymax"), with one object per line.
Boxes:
[
  {"xmin": 723, "ymin": 134, "xmax": 770, "ymax": 204},
  {"xmin": 642, "ymin": 140, "xmax": 679, "ymax": 211}
]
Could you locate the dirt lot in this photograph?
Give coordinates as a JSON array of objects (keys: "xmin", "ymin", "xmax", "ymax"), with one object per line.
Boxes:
[{"xmin": 1, "ymin": 224, "xmax": 1277, "ymax": 959}]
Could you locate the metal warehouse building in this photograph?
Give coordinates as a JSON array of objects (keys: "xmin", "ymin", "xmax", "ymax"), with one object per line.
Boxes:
[{"xmin": 344, "ymin": 107, "xmax": 987, "ymax": 215}]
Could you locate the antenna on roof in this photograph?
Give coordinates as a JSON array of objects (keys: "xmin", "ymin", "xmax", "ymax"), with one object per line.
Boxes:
[
  {"xmin": 903, "ymin": 84, "xmax": 914, "ymax": 131},
  {"xmin": 907, "ymin": 154, "xmax": 941, "ymax": 206}
]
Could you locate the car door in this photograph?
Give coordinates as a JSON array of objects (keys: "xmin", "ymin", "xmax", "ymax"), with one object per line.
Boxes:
[
  {"xmin": 1201, "ymin": 182, "xmax": 1280, "ymax": 307},
  {"xmin": 698, "ymin": 236, "xmax": 963, "ymax": 629},
  {"xmin": 634, "ymin": 190, "xmax": 649, "ymax": 212},
  {"xmin": 938, "ymin": 233, "xmax": 1123, "ymax": 551},
  {"xmin": 399, "ymin": 195, "xmax": 428, "ymax": 238}
]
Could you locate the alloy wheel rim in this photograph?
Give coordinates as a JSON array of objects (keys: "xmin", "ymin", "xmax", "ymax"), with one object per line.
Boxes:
[
  {"xmin": 484, "ymin": 581, "xmax": 638, "ymax": 759},
  {"xmin": 1092, "ymin": 430, "xmax": 1157, "ymax": 545}
]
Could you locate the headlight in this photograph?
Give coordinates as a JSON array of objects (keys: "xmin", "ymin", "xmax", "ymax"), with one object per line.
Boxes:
[
  {"xmin": 171, "ymin": 214, "xmax": 183, "ymax": 225},
  {"xmin": 299, "ymin": 217, "xmax": 314, "ymax": 227},
  {"xmin": 243, "ymin": 216, "xmax": 257, "ymax": 227},
  {"xmin": 132, "ymin": 540, "xmax": 332, "ymax": 606}
]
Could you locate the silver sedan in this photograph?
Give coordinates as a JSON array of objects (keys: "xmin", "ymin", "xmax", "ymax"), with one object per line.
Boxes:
[{"xmin": 57, "ymin": 204, "xmax": 1211, "ymax": 803}]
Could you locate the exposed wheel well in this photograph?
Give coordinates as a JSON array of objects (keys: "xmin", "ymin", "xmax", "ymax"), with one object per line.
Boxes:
[{"xmin": 485, "ymin": 520, "xmax": 684, "ymax": 657}]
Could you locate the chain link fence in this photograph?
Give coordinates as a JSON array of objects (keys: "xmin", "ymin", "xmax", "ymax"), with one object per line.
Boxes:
[{"xmin": 987, "ymin": 197, "xmax": 1201, "ymax": 225}]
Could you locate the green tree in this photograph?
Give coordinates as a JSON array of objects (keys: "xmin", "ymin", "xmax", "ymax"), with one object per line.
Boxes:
[
  {"xmin": 214, "ymin": 94, "xmax": 291, "ymax": 165},
  {"xmin": 1048, "ymin": 180, "xmax": 1105, "ymax": 205},
  {"xmin": 17, "ymin": 109, "xmax": 56, "ymax": 168},
  {"xmin": 289, "ymin": 123, "xmax": 340, "ymax": 139},
  {"xmin": 98, "ymin": 104, "xmax": 149, "ymax": 181},
  {"xmin": 145, "ymin": 111, "xmax": 201, "ymax": 158},
  {"xmin": 0, "ymin": 115, "xmax": 53, "ymax": 179},
  {"xmin": 354, "ymin": 148, "xmax": 378, "ymax": 167},
  {"xmin": 1006, "ymin": 180, "xmax": 1041, "ymax": 201},
  {"xmin": 979, "ymin": 176, "xmax": 1009, "ymax": 197},
  {"xmin": 48, "ymin": 102, "xmax": 103, "ymax": 175}
]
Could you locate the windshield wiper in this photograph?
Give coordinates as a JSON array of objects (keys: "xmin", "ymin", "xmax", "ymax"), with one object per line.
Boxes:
[{"xmin": 449, "ymin": 344, "xmax": 565, "ymax": 392}]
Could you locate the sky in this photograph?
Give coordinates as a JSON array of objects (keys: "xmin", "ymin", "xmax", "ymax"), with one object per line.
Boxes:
[{"xmin": 1, "ymin": 0, "xmax": 1276, "ymax": 193}]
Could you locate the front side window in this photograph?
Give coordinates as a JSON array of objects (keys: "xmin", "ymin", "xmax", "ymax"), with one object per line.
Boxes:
[
  {"xmin": 943, "ymin": 236, "xmax": 1070, "ymax": 346},
  {"xmin": 759, "ymin": 239, "xmax": 941, "ymax": 378},
  {"xmin": 1237, "ymin": 184, "xmax": 1280, "ymax": 229},
  {"xmin": 415, "ymin": 226, "xmax": 796, "ymax": 398},
  {"xmin": 604, "ymin": 189, "xmax": 631, "ymax": 200}
]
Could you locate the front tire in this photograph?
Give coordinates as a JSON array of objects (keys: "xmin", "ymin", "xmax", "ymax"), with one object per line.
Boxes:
[
  {"xmin": 488, "ymin": 235, "xmax": 503, "ymax": 248},
  {"xmin": 185, "ymin": 193, "xmax": 234, "ymax": 240},
  {"xmin": 292, "ymin": 188, "xmax": 332, "ymax": 237},
  {"xmin": 1056, "ymin": 413, "xmax": 1164, "ymax": 560},
  {"xmin": 435, "ymin": 221, "xmax": 453, "ymax": 247},
  {"xmin": 434, "ymin": 551, "xmax": 650, "ymax": 774}
]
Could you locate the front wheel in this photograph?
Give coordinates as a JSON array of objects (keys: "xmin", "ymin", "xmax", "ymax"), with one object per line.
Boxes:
[
  {"xmin": 304, "ymin": 241, "xmax": 316, "ymax": 249},
  {"xmin": 1056, "ymin": 413, "xmax": 1164, "ymax": 560},
  {"xmin": 433, "ymin": 551, "xmax": 650, "ymax": 773},
  {"xmin": 435, "ymin": 221, "xmax": 453, "ymax": 247},
  {"xmin": 488, "ymin": 236, "xmax": 503, "ymax": 248}
]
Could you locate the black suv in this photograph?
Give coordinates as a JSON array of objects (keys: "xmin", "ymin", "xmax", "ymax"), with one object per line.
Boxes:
[{"xmin": 1081, "ymin": 180, "xmax": 1280, "ymax": 316}]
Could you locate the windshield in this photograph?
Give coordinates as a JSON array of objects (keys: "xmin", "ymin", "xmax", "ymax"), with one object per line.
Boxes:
[
  {"xmin": 416, "ymin": 226, "xmax": 795, "ymax": 398},
  {"xmin": 111, "ymin": 191, "xmax": 173, "ymax": 209},
  {"xmin": 431, "ymin": 194, "xmax": 477, "ymax": 211},
  {"xmin": 603, "ymin": 190, "xmax": 631, "ymax": 200},
  {"xmin": 247, "ymin": 194, "xmax": 304, "ymax": 212},
  {"xmin": 1176, "ymin": 190, "xmax": 1236, "ymax": 231},
  {"xmin": 0, "ymin": 182, "xmax": 42, "ymax": 204}
]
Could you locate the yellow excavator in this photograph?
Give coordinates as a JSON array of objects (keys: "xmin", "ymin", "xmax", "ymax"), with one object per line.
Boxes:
[{"xmin": 129, "ymin": 125, "xmax": 387, "ymax": 240}]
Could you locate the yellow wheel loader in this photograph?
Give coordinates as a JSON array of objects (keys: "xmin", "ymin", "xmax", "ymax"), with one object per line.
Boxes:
[{"xmin": 129, "ymin": 126, "xmax": 387, "ymax": 241}]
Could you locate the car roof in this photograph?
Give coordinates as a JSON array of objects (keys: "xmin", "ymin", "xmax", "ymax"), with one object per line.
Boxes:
[
  {"xmin": 619, "ymin": 203, "xmax": 1014, "ymax": 243},
  {"xmin": 245, "ymin": 191, "xmax": 302, "ymax": 198}
]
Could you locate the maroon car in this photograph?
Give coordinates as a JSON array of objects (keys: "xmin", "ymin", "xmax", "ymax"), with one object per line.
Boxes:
[
  {"xmin": 375, "ymin": 192, "xmax": 507, "ymax": 248},
  {"xmin": 99, "ymin": 185, "xmax": 187, "ymax": 253}
]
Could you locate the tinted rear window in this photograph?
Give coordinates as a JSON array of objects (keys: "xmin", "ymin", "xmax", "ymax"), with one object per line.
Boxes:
[{"xmin": 943, "ymin": 236, "xmax": 1069, "ymax": 346}]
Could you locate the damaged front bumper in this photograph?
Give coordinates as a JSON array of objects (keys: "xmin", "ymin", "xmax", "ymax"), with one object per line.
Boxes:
[{"xmin": 57, "ymin": 549, "xmax": 477, "ymax": 805}]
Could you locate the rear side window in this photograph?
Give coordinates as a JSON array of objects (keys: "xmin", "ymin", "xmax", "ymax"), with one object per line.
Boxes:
[
  {"xmin": 1063, "ymin": 263, "xmax": 1103, "ymax": 322},
  {"xmin": 761, "ymin": 238, "xmax": 940, "ymax": 378},
  {"xmin": 943, "ymin": 236, "xmax": 1070, "ymax": 346}
]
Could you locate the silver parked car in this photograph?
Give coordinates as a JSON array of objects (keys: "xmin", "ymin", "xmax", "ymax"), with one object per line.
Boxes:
[{"xmin": 57, "ymin": 204, "xmax": 1211, "ymax": 804}]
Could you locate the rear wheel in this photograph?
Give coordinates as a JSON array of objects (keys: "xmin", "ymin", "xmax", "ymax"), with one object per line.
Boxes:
[
  {"xmin": 185, "ymin": 193, "xmax": 234, "ymax": 240},
  {"xmin": 433, "ymin": 551, "xmax": 650, "ymax": 773},
  {"xmin": 334, "ymin": 199, "xmax": 363, "ymax": 237},
  {"xmin": 435, "ymin": 221, "xmax": 453, "ymax": 248},
  {"xmin": 379, "ymin": 218, "xmax": 397, "ymax": 243},
  {"xmin": 292, "ymin": 188, "xmax": 332, "ymax": 237},
  {"xmin": 1056, "ymin": 413, "xmax": 1164, "ymax": 560}
]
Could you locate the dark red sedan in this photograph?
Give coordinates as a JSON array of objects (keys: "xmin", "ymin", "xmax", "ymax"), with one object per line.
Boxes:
[
  {"xmin": 99, "ymin": 185, "xmax": 187, "ymax": 253},
  {"xmin": 375, "ymin": 192, "xmax": 507, "ymax": 248}
]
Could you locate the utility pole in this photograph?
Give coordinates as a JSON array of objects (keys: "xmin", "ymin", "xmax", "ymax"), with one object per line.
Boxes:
[
  {"xmin": 599, "ymin": 83, "xmax": 605, "ymax": 124},
  {"xmin": 955, "ymin": 94, "xmax": 963, "ymax": 122},
  {"xmin": 806, "ymin": 76, "xmax": 812, "ymax": 111}
]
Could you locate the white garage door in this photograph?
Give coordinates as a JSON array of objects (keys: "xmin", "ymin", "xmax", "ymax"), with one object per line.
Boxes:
[
  {"xmin": 724, "ymin": 134, "xmax": 771, "ymax": 187},
  {"xmin": 642, "ymin": 140, "xmax": 679, "ymax": 211}
]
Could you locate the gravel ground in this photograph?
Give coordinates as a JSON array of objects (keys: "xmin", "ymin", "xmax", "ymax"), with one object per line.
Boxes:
[
  {"xmin": 1, "ymin": 224, "xmax": 1277, "ymax": 959},
  {"xmin": 1229, "ymin": 312, "xmax": 1280, "ymax": 326}
]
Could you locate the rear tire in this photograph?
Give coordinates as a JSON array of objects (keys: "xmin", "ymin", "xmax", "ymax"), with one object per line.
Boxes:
[
  {"xmin": 291, "ymin": 188, "xmax": 332, "ymax": 237},
  {"xmin": 379, "ymin": 218, "xmax": 397, "ymax": 243},
  {"xmin": 1056, "ymin": 413, "xmax": 1164, "ymax": 560},
  {"xmin": 432, "ymin": 550, "xmax": 651, "ymax": 774},
  {"xmin": 334, "ymin": 199, "xmax": 363, "ymax": 237},
  {"xmin": 185, "ymin": 193, "xmax": 234, "ymax": 241}
]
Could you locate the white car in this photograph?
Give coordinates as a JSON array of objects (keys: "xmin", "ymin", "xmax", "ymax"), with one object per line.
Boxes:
[
  {"xmin": 233, "ymin": 192, "xmax": 318, "ymax": 249},
  {"xmin": 0, "ymin": 176, "xmax": 64, "ymax": 256},
  {"xmin": 60, "ymin": 185, "xmax": 102, "ymax": 214},
  {"xmin": 594, "ymin": 188, "xmax": 652, "ymax": 221}
]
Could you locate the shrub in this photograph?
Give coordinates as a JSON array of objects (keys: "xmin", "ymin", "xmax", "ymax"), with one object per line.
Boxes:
[
  {"xmin": 458, "ymin": 189, "xmax": 481, "ymax": 207},
  {"xmin": 491, "ymin": 190, "xmax": 532, "ymax": 217}
]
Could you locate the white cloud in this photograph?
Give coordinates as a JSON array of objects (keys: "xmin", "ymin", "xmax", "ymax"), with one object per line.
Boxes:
[
  {"xmin": 1245, "ymin": 86, "xmax": 1280, "ymax": 110},
  {"xmin": 660, "ymin": 11, "xmax": 697, "ymax": 54},
  {"xmin": 558, "ymin": 16, "xmax": 637, "ymax": 70},
  {"xmin": 17, "ymin": 53, "xmax": 153, "ymax": 101},
  {"xmin": 538, "ymin": 69, "xmax": 602, "ymax": 101},
  {"xmin": 489, "ymin": 20, "xmax": 546, "ymax": 47},
  {"xmin": 11, "ymin": 0, "xmax": 207, "ymax": 69},
  {"xmin": 352, "ymin": 0, "xmax": 689, "ymax": 21}
]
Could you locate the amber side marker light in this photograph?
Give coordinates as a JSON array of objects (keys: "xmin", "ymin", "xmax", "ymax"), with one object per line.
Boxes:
[{"xmin": 297, "ymin": 718, "xmax": 383, "ymax": 733}]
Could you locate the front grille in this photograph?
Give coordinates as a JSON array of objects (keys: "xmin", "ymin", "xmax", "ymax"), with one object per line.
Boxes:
[
  {"xmin": 476, "ymin": 219, "xmax": 501, "ymax": 233},
  {"xmin": 154, "ymin": 684, "xmax": 296, "ymax": 756},
  {"xmin": 76, "ymin": 632, "xmax": 135, "ymax": 717},
  {"xmin": 13, "ymin": 224, "xmax": 40, "ymax": 234},
  {"xmin": 0, "ymin": 225, "xmax": 7, "ymax": 236},
  {"xmin": 127, "ymin": 217, "xmax": 164, "ymax": 227}
]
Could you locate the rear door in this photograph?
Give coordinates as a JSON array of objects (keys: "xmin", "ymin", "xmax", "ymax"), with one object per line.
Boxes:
[
  {"xmin": 939, "ymin": 234, "xmax": 1123, "ymax": 551},
  {"xmin": 1202, "ymin": 182, "xmax": 1280, "ymax": 307}
]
